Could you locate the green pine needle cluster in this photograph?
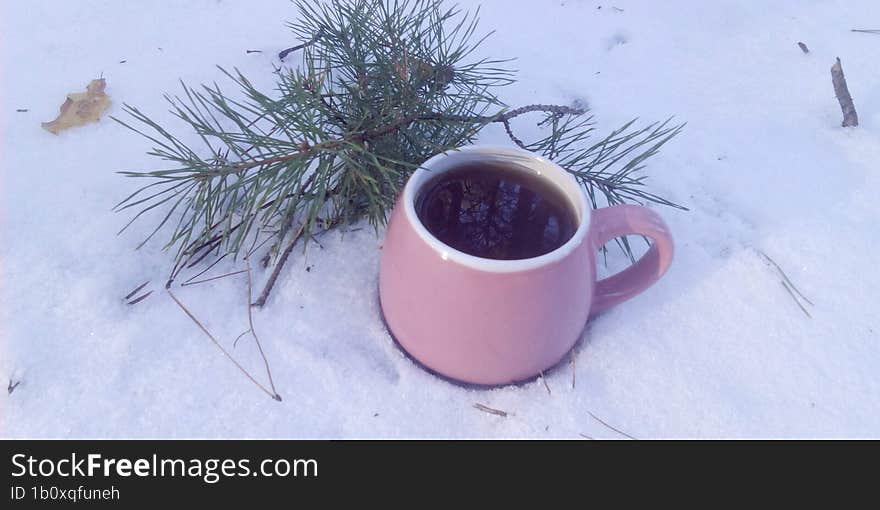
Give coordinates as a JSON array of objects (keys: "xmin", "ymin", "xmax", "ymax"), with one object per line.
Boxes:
[{"xmin": 114, "ymin": 0, "xmax": 684, "ymax": 289}]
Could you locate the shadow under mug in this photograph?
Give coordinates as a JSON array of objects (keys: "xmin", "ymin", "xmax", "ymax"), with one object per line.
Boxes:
[{"xmin": 379, "ymin": 146, "xmax": 674, "ymax": 386}]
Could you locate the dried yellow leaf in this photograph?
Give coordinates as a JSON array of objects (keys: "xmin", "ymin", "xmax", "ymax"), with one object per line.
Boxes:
[{"xmin": 41, "ymin": 78, "xmax": 111, "ymax": 134}]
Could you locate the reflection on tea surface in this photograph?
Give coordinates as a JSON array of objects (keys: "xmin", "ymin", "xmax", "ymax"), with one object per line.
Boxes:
[{"xmin": 415, "ymin": 163, "xmax": 578, "ymax": 260}]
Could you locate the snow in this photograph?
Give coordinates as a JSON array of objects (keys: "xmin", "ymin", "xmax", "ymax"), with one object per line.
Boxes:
[{"xmin": 2, "ymin": 0, "xmax": 879, "ymax": 438}]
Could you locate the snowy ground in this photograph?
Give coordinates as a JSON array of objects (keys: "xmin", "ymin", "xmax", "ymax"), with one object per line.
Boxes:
[{"xmin": 2, "ymin": 0, "xmax": 879, "ymax": 438}]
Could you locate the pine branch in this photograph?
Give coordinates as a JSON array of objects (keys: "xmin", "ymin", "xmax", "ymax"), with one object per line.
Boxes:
[{"xmin": 116, "ymin": 0, "xmax": 685, "ymax": 304}]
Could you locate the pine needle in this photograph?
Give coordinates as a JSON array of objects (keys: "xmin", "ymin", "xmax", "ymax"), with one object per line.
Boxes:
[
  {"xmin": 587, "ymin": 410, "xmax": 636, "ymax": 440},
  {"xmin": 474, "ymin": 403, "xmax": 508, "ymax": 417},
  {"xmin": 126, "ymin": 290, "xmax": 154, "ymax": 305},
  {"xmin": 124, "ymin": 280, "xmax": 150, "ymax": 300},
  {"xmin": 757, "ymin": 250, "xmax": 813, "ymax": 318},
  {"xmin": 180, "ymin": 269, "xmax": 248, "ymax": 287}
]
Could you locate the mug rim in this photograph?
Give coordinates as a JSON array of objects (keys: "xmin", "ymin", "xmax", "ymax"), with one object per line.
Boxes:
[{"xmin": 403, "ymin": 145, "xmax": 591, "ymax": 273}]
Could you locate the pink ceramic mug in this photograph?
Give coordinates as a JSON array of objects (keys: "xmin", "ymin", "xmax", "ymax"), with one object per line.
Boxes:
[{"xmin": 379, "ymin": 146, "xmax": 674, "ymax": 385}]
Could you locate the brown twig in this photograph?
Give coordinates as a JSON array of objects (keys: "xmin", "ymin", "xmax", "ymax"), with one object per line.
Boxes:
[
  {"xmin": 850, "ymin": 29, "xmax": 880, "ymax": 34},
  {"xmin": 831, "ymin": 57, "xmax": 859, "ymax": 127},
  {"xmin": 8, "ymin": 379, "xmax": 21, "ymax": 395},
  {"xmin": 420, "ymin": 104, "xmax": 586, "ymax": 125},
  {"xmin": 166, "ymin": 288, "xmax": 280, "ymax": 401},
  {"xmin": 474, "ymin": 403, "xmax": 508, "ymax": 417},
  {"xmin": 587, "ymin": 410, "xmax": 636, "ymax": 439},
  {"xmin": 503, "ymin": 119, "xmax": 527, "ymax": 149},
  {"xmin": 252, "ymin": 223, "xmax": 307, "ymax": 307},
  {"xmin": 422, "ymin": 104, "xmax": 586, "ymax": 150}
]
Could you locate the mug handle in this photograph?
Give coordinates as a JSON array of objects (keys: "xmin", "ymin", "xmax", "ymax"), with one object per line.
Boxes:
[{"xmin": 589, "ymin": 204, "xmax": 674, "ymax": 317}]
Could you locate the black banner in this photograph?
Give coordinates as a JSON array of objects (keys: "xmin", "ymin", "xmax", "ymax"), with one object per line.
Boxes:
[{"xmin": 1, "ymin": 440, "xmax": 874, "ymax": 506}]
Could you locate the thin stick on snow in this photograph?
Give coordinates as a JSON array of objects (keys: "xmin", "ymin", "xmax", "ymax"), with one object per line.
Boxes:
[
  {"xmin": 245, "ymin": 257, "xmax": 282, "ymax": 401},
  {"xmin": 757, "ymin": 252, "xmax": 813, "ymax": 306},
  {"xmin": 579, "ymin": 432, "xmax": 595, "ymax": 440},
  {"xmin": 831, "ymin": 57, "xmax": 859, "ymax": 127},
  {"xmin": 474, "ymin": 403, "xmax": 508, "ymax": 417},
  {"xmin": 587, "ymin": 410, "xmax": 637, "ymax": 440},
  {"xmin": 166, "ymin": 288, "xmax": 280, "ymax": 401},
  {"xmin": 757, "ymin": 250, "xmax": 813, "ymax": 318},
  {"xmin": 781, "ymin": 281, "xmax": 812, "ymax": 319},
  {"xmin": 233, "ymin": 329, "xmax": 253, "ymax": 348},
  {"xmin": 571, "ymin": 351, "xmax": 577, "ymax": 390},
  {"xmin": 850, "ymin": 29, "xmax": 880, "ymax": 35},
  {"xmin": 539, "ymin": 371, "xmax": 552, "ymax": 395}
]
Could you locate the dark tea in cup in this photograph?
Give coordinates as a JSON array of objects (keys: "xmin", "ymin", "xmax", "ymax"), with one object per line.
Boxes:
[{"xmin": 415, "ymin": 162, "xmax": 579, "ymax": 260}]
